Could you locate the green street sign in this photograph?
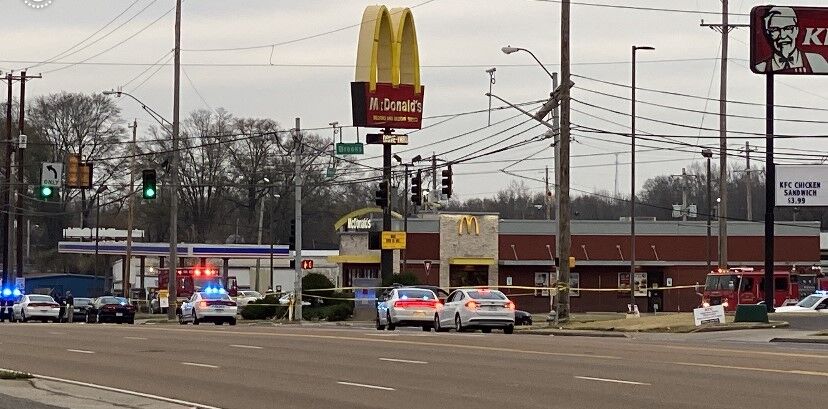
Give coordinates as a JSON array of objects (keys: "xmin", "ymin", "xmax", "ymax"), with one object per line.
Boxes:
[{"xmin": 336, "ymin": 143, "xmax": 364, "ymax": 155}]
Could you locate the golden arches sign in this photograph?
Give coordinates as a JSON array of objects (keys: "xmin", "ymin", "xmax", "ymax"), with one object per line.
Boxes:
[
  {"xmin": 457, "ymin": 216, "xmax": 480, "ymax": 236},
  {"xmin": 351, "ymin": 5, "xmax": 424, "ymax": 130}
]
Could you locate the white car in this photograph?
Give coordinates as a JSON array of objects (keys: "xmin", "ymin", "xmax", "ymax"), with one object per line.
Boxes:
[
  {"xmin": 178, "ymin": 289, "xmax": 238, "ymax": 325},
  {"xmin": 235, "ymin": 290, "xmax": 263, "ymax": 308},
  {"xmin": 774, "ymin": 292, "xmax": 828, "ymax": 313},
  {"xmin": 13, "ymin": 294, "xmax": 61, "ymax": 323},
  {"xmin": 376, "ymin": 287, "xmax": 441, "ymax": 331},
  {"xmin": 435, "ymin": 289, "xmax": 515, "ymax": 334},
  {"xmin": 278, "ymin": 293, "xmax": 310, "ymax": 307}
]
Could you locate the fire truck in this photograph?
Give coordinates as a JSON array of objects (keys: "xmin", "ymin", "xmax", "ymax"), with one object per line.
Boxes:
[
  {"xmin": 702, "ymin": 267, "xmax": 826, "ymax": 312},
  {"xmin": 156, "ymin": 266, "xmax": 238, "ymax": 300}
]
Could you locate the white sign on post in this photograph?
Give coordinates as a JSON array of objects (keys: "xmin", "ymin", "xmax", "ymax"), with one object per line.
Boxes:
[
  {"xmin": 41, "ymin": 162, "xmax": 63, "ymax": 187},
  {"xmin": 775, "ymin": 165, "xmax": 828, "ymax": 206},
  {"xmin": 693, "ymin": 305, "xmax": 725, "ymax": 326}
]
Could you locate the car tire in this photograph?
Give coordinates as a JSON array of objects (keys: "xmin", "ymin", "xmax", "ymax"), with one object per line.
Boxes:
[
  {"xmin": 481, "ymin": 328, "xmax": 492, "ymax": 334},
  {"xmin": 375, "ymin": 315, "xmax": 386, "ymax": 331},
  {"xmin": 192, "ymin": 311, "xmax": 199, "ymax": 325},
  {"xmin": 386, "ymin": 312, "xmax": 396, "ymax": 331},
  {"xmin": 178, "ymin": 313, "xmax": 185, "ymax": 325},
  {"xmin": 421, "ymin": 325, "xmax": 431, "ymax": 332},
  {"xmin": 434, "ymin": 314, "xmax": 449, "ymax": 332},
  {"xmin": 229, "ymin": 318, "xmax": 237, "ymax": 326},
  {"xmin": 21, "ymin": 310, "xmax": 28, "ymax": 323},
  {"xmin": 454, "ymin": 314, "xmax": 464, "ymax": 332},
  {"xmin": 504, "ymin": 325, "xmax": 514, "ymax": 334}
]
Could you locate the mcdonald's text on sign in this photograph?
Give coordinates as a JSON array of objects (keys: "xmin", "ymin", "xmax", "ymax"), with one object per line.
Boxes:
[
  {"xmin": 381, "ymin": 231, "xmax": 406, "ymax": 250},
  {"xmin": 350, "ymin": 5, "xmax": 424, "ymax": 130}
]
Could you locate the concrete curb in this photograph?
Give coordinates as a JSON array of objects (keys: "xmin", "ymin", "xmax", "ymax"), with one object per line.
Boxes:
[
  {"xmin": 689, "ymin": 321, "xmax": 789, "ymax": 333},
  {"xmin": 769, "ymin": 337, "xmax": 828, "ymax": 345},
  {"xmin": 517, "ymin": 329, "xmax": 628, "ymax": 338}
]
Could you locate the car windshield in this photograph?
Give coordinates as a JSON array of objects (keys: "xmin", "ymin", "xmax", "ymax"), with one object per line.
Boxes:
[
  {"xmin": 797, "ymin": 295, "xmax": 823, "ymax": 308},
  {"xmin": 704, "ymin": 275, "xmax": 740, "ymax": 291},
  {"xmin": 397, "ymin": 289, "xmax": 435, "ymax": 300},
  {"xmin": 466, "ymin": 290, "xmax": 507, "ymax": 300},
  {"xmin": 99, "ymin": 297, "xmax": 127, "ymax": 305},
  {"xmin": 74, "ymin": 298, "xmax": 91, "ymax": 306},
  {"xmin": 244, "ymin": 291, "xmax": 262, "ymax": 298},
  {"xmin": 28, "ymin": 295, "xmax": 53, "ymax": 302},
  {"xmin": 202, "ymin": 293, "xmax": 232, "ymax": 301}
]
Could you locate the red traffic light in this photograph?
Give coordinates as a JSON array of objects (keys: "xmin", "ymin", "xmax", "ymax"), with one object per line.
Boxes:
[{"xmin": 301, "ymin": 259, "xmax": 314, "ymax": 270}]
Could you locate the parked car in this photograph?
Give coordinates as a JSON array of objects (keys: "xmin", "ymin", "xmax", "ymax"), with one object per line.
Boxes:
[
  {"xmin": 774, "ymin": 292, "xmax": 828, "ymax": 313},
  {"xmin": 407, "ymin": 285, "xmax": 450, "ymax": 302},
  {"xmin": 278, "ymin": 293, "xmax": 310, "ymax": 307},
  {"xmin": 12, "ymin": 294, "xmax": 60, "ymax": 323},
  {"xmin": 86, "ymin": 297, "xmax": 136, "ymax": 324},
  {"xmin": 435, "ymin": 289, "xmax": 515, "ymax": 334},
  {"xmin": 178, "ymin": 289, "xmax": 238, "ymax": 325},
  {"xmin": 514, "ymin": 310, "xmax": 533, "ymax": 326},
  {"xmin": 376, "ymin": 287, "xmax": 441, "ymax": 331},
  {"xmin": 67, "ymin": 297, "xmax": 93, "ymax": 322},
  {"xmin": 235, "ymin": 290, "xmax": 263, "ymax": 308}
]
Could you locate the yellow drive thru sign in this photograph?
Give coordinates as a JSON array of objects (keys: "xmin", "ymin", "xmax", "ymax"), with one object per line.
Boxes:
[{"xmin": 381, "ymin": 231, "xmax": 406, "ymax": 250}]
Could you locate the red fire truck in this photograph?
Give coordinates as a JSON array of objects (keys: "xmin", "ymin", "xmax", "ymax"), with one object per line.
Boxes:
[
  {"xmin": 701, "ymin": 267, "xmax": 809, "ymax": 312},
  {"xmin": 156, "ymin": 266, "xmax": 238, "ymax": 300}
]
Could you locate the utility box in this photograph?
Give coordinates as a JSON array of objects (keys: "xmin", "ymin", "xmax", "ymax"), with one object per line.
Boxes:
[{"xmin": 734, "ymin": 305, "xmax": 769, "ymax": 323}]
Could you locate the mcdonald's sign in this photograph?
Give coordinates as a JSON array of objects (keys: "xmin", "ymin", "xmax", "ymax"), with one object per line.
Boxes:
[
  {"xmin": 457, "ymin": 216, "xmax": 480, "ymax": 236},
  {"xmin": 351, "ymin": 5, "xmax": 424, "ymax": 130}
]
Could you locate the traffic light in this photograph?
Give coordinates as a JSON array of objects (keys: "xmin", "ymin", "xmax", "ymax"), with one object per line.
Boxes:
[
  {"xmin": 142, "ymin": 169, "xmax": 157, "ymax": 199},
  {"xmin": 39, "ymin": 185, "xmax": 55, "ymax": 200},
  {"xmin": 441, "ymin": 164, "xmax": 453, "ymax": 199},
  {"xmin": 289, "ymin": 219, "xmax": 296, "ymax": 250},
  {"xmin": 411, "ymin": 170, "xmax": 422, "ymax": 206},
  {"xmin": 375, "ymin": 181, "xmax": 388, "ymax": 208}
]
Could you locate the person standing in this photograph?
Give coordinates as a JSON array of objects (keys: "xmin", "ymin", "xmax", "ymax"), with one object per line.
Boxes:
[{"xmin": 65, "ymin": 291, "xmax": 74, "ymax": 323}]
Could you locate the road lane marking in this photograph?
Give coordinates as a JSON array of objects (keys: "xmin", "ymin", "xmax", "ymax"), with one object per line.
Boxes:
[
  {"xmin": 181, "ymin": 362, "xmax": 219, "ymax": 369},
  {"xmin": 48, "ymin": 332, "xmax": 65, "ymax": 335},
  {"xmin": 378, "ymin": 357, "xmax": 428, "ymax": 364},
  {"xmin": 124, "ymin": 336, "xmax": 147, "ymax": 340},
  {"xmin": 66, "ymin": 349, "xmax": 95, "ymax": 354},
  {"xmin": 652, "ymin": 344, "xmax": 828, "ymax": 360},
  {"xmin": 337, "ymin": 381, "xmax": 395, "ymax": 391},
  {"xmin": 140, "ymin": 327, "xmax": 623, "ymax": 361},
  {"xmin": 0, "ymin": 367, "xmax": 221, "ymax": 409},
  {"xmin": 575, "ymin": 376, "xmax": 651, "ymax": 385},
  {"xmin": 229, "ymin": 344, "xmax": 263, "ymax": 349},
  {"xmin": 673, "ymin": 361, "xmax": 828, "ymax": 377}
]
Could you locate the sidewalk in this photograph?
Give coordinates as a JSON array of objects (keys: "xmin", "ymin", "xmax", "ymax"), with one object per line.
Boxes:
[{"xmin": 0, "ymin": 377, "xmax": 199, "ymax": 409}]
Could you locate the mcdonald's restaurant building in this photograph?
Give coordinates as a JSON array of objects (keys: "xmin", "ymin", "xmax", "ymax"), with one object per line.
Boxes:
[{"xmin": 329, "ymin": 209, "xmax": 820, "ymax": 313}]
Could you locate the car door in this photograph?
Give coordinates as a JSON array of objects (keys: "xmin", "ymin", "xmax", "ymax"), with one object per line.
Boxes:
[
  {"xmin": 441, "ymin": 291, "xmax": 460, "ymax": 325},
  {"xmin": 13, "ymin": 296, "xmax": 25, "ymax": 319},
  {"xmin": 377, "ymin": 290, "xmax": 392, "ymax": 324},
  {"xmin": 182, "ymin": 294, "xmax": 195, "ymax": 317}
]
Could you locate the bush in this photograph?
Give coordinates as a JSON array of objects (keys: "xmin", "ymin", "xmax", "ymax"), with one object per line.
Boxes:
[
  {"xmin": 302, "ymin": 303, "xmax": 352, "ymax": 322},
  {"xmin": 240, "ymin": 296, "xmax": 288, "ymax": 320},
  {"xmin": 303, "ymin": 273, "xmax": 335, "ymax": 307},
  {"xmin": 382, "ymin": 272, "xmax": 419, "ymax": 287}
]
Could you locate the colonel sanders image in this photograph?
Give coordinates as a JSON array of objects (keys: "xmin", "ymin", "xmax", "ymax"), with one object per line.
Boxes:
[{"xmin": 755, "ymin": 6, "xmax": 828, "ymax": 73}]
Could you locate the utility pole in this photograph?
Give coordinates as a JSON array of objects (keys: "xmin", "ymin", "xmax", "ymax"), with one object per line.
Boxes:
[
  {"xmin": 742, "ymin": 141, "xmax": 755, "ymax": 221},
  {"xmin": 701, "ymin": 1, "xmax": 748, "ymax": 270},
  {"xmin": 380, "ymin": 130, "xmax": 393, "ymax": 281},
  {"xmin": 293, "ymin": 118, "xmax": 303, "ymax": 321},
  {"xmin": 557, "ymin": 0, "xmax": 572, "ymax": 321},
  {"xmin": 431, "ymin": 152, "xmax": 437, "ymax": 209},
  {"xmin": 255, "ymin": 195, "xmax": 265, "ymax": 291},
  {"xmin": 125, "ymin": 119, "xmax": 137, "ymax": 299},
  {"xmin": 167, "ymin": 0, "xmax": 181, "ymax": 320},
  {"xmin": 2, "ymin": 73, "xmax": 12, "ymax": 285},
  {"xmin": 545, "ymin": 166, "xmax": 551, "ymax": 220},
  {"xmin": 14, "ymin": 71, "xmax": 40, "ymax": 278}
]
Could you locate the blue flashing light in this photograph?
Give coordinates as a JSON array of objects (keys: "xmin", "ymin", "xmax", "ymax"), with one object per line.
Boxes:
[
  {"xmin": 218, "ymin": 288, "xmax": 227, "ymax": 294},
  {"xmin": 119, "ymin": 301, "xmax": 127, "ymax": 306},
  {"xmin": 815, "ymin": 290, "xmax": 828, "ymax": 296},
  {"xmin": 1, "ymin": 288, "xmax": 11, "ymax": 297},
  {"xmin": 12, "ymin": 289, "xmax": 21, "ymax": 297}
]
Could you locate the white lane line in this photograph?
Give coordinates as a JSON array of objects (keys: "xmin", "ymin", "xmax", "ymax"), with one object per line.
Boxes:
[
  {"xmin": 181, "ymin": 362, "xmax": 219, "ymax": 369},
  {"xmin": 229, "ymin": 344, "xmax": 263, "ymax": 350},
  {"xmin": 378, "ymin": 357, "xmax": 428, "ymax": 365},
  {"xmin": 48, "ymin": 332, "xmax": 65, "ymax": 335},
  {"xmin": 0, "ymin": 367, "xmax": 221, "ymax": 409},
  {"xmin": 575, "ymin": 376, "xmax": 650, "ymax": 386},
  {"xmin": 337, "ymin": 381, "xmax": 395, "ymax": 391},
  {"xmin": 66, "ymin": 349, "xmax": 95, "ymax": 354},
  {"xmin": 124, "ymin": 336, "xmax": 147, "ymax": 340}
]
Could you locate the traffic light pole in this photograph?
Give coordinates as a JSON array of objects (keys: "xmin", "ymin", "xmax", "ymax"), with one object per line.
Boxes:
[
  {"xmin": 402, "ymin": 163, "xmax": 409, "ymax": 275},
  {"xmin": 381, "ymin": 130, "xmax": 393, "ymax": 283},
  {"xmin": 125, "ymin": 119, "xmax": 136, "ymax": 299}
]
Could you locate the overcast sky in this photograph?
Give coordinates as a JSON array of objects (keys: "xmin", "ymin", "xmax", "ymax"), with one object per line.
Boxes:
[{"xmin": 2, "ymin": 0, "xmax": 828, "ymax": 205}]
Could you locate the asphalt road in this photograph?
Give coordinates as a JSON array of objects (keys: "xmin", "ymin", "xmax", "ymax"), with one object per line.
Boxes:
[
  {"xmin": 0, "ymin": 322, "xmax": 826, "ymax": 409},
  {"xmin": 772, "ymin": 313, "xmax": 828, "ymax": 331}
]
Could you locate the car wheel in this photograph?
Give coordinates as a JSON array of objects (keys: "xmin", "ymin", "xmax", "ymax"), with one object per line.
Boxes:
[
  {"xmin": 504, "ymin": 325, "xmax": 514, "ymax": 334},
  {"xmin": 421, "ymin": 325, "xmax": 431, "ymax": 332},
  {"xmin": 386, "ymin": 312, "xmax": 396, "ymax": 331},
  {"xmin": 229, "ymin": 318, "xmax": 237, "ymax": 326},
  {"xmin": 192, "ymin": 311, "xmax": 199, "ymax": 325},
  {"xmin": 375, "ymin": 314, "xmax": 386, "ymax": 331},
  {"xmin": 481, "ymin": 328, "xmax": 492, "ymax": 334},
  {"xmin": 454, "ymin": 314, "xmax": 464, "ymax": 332},
  {"xmin": 178, "ymin": 313, "xmax": 185, "ymax": 325},
  {"xmin": 21, "ymin": 310, "xmax": 28, "ymax": 323}
]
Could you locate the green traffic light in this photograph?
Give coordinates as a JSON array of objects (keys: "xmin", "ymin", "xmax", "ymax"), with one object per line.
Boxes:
[
  {"xmin": 144, "ymin": 187, "xmax": 156, "ymax": 198},
  {"xmin": 40, "ymin": 186, "xmax": 53, "ymax": 198}
]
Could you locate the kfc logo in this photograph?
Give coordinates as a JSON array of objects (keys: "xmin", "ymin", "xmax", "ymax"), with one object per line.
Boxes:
[{"xmin": 752, "ymin": 6, "xmax": 828, "ymax": 75}]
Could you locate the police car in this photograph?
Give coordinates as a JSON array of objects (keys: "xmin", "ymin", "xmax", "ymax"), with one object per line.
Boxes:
[
  {"xmin": 774, "ymin": 291, "xmax": 828, "ymax": 313},
  {"xmin": 0, "ymin": 286, "xmax": 23, "ymax": 322},
  {"xmin": 178, "ymin": 287, "xmax": 238, "ymax": 325}
]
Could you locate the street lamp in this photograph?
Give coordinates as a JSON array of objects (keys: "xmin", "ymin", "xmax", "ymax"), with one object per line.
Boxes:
[
  {"xmin": 102, "ymin": 90, "xmax": 172, "ymax": 130},
  {"xmin": 501, "ymin": 45, "xmax": 554, "ymax": 80},
  {"xmin": 94, "ymin": 185, "xmax": 108, "ymax": 296},
  {"xmin": 629, "ymin": 45, "xmax": 654, "ymax": 314},
  {"xmin": 702, "ymin": 148, "xmax": 713, "ymax": 275}
]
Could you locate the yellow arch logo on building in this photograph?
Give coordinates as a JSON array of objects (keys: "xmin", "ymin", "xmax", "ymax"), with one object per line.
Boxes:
[
  {"xmin": 457, "ymin": 216, "xmax": 480, "ymax": 235},
  {"xmin": 351, "ymin": 5, "xmax": 424, "ymax": 130}
]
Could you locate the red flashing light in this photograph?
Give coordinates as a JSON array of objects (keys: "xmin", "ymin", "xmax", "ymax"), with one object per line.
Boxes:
[{"xmin": 194, "ymin": 269, "xmax": 202, "ymax": 276}]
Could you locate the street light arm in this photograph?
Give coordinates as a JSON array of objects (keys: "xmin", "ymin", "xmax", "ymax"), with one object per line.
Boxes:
[
  {"xmin": 485, "ymin": 92, "xmax": 557, "ymax": 131},
  {"xmin": 521, "ymin": 48, "xmax": 555, "ymax": 80},
  {"xmin": 104, "ymin": 90, "xmax": 174, "ymax": 130}
]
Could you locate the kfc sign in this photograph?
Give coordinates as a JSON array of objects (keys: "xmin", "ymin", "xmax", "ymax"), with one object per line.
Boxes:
[
  {"xmin": 350, "ymin": 5, "xmax": 424, "ymax": 129},
  {"xmin": 751, "ymin": 6, "xmax": 828, "ymax": 75}
]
